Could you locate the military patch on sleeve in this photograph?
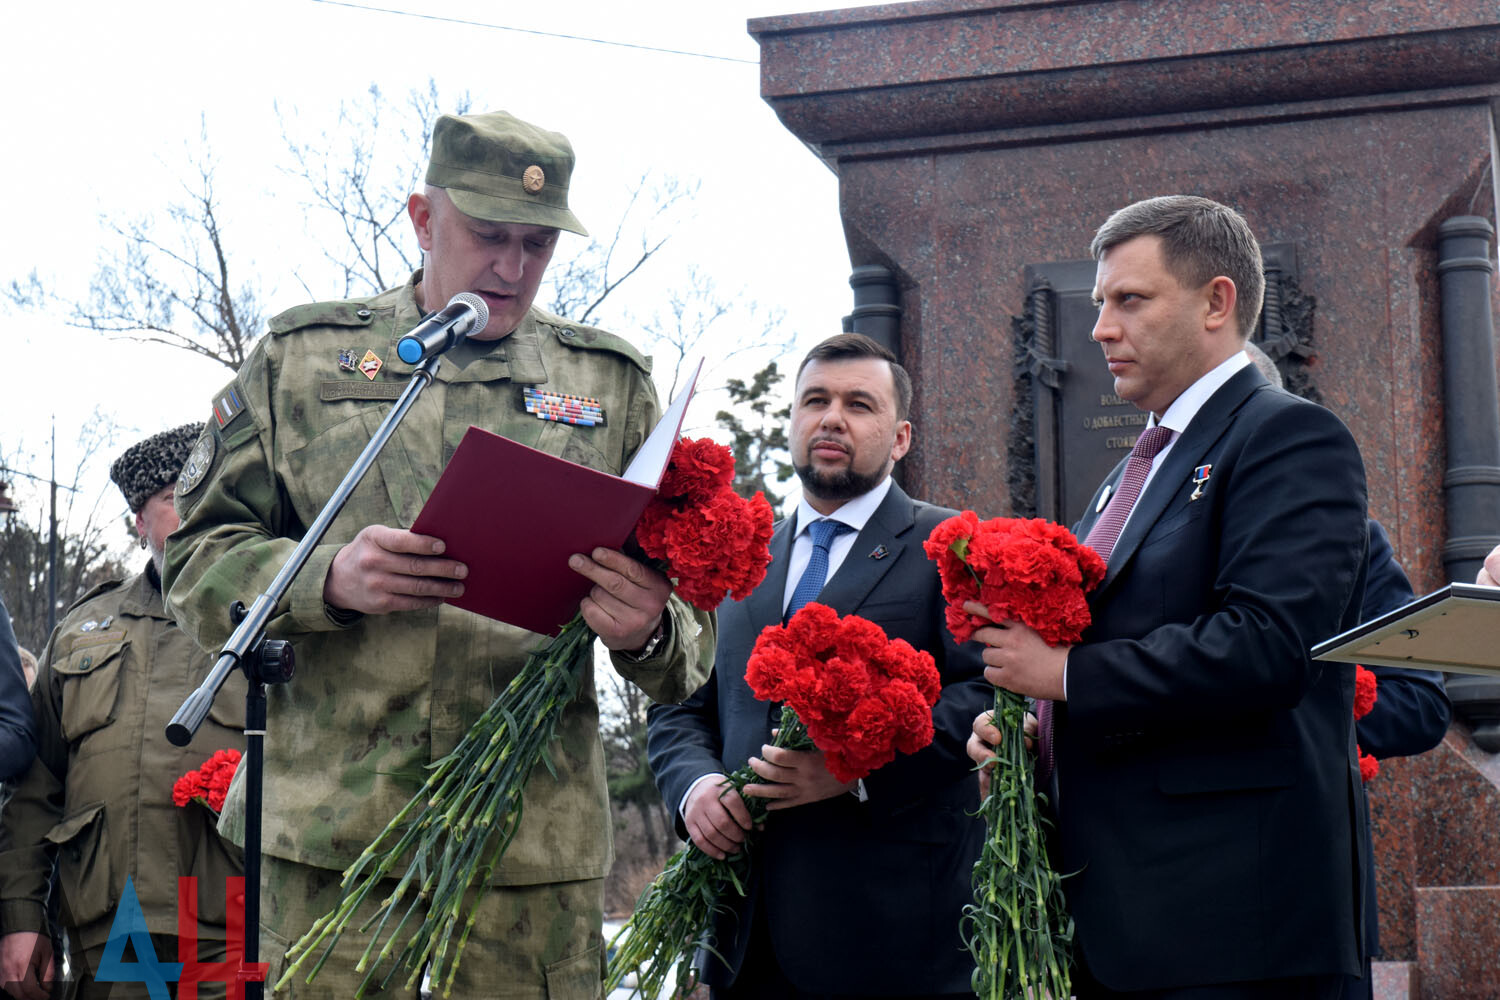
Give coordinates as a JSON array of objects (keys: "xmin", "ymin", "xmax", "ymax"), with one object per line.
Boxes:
[
  {"xmin": 212, "ymin": 383, "xmax": 247, "ymax": 429},
  {"xmin": 177, "ymin": 429, "xmax": 217, "ymax": 497}
]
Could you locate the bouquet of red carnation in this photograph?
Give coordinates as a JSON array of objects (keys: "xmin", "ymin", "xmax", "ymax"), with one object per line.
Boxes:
[
  {"xmin": 924, "ymin": 513, "xmax": 1104, "ymax": 1000},
  {"xmin": 635, "ymin": 437, "xmax": 775, "ymax": 610},
  {"xmin": 606, "ymin": 603, "xmax": 941, "ymax": 998},
  {"xmin": 1354, "ymin": 665, "xmax": 1380, "ymax": 782},
  {"xmin": 926, "ymin": 510, "xmax": 1106, "ymax": 644},
  {"xmin": 284, "ymin": 437, "xmax": 773, "ymax": 998},
  {"xmin": 172, "ymin": 748, "xmax": 242, "ymax": 813}
]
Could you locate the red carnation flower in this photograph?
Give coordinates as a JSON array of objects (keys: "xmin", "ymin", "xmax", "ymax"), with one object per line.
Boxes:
[
  {"xmin": 655, "ymin": 435, "xmax": 736, "ymax": 501},
  {"xmin": 747, "ymin": 604, "xmax": 941, "ymax": 784},
  {"xmin": 173, "ymin": 748, "xmax": 242, "ymax": 813},
  {"xmin": 924, "ymin": 513, "xmax": 1105, "ymax": 646},
  {"xmin": 635, "ymin": 438, "xmax": 774, "ymax": 612},
  {"xmin": 1353, "ymin": 665, "xmax": 1380, "ymax": 783},
  {"xmin": 1354, "ymin": 665, "xmax": 1378, "ymax": 720},
  {"xmin": 172, "ymin": 770, "xmax": 206, "ymax": 808}
]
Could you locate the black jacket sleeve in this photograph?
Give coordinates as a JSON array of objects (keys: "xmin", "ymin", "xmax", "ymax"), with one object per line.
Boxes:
[
  {"xmin": 0, "ymin": 594, "xmax": 37, "ymax": 782},
  {"xmin": 1357, "ymin": 520, "xmax": 1450, "ymax": 759}
]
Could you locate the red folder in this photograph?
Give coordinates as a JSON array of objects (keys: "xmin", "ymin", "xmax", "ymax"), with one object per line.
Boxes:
[{"xmin": 411, "ymin": 363, "xmax": 700, "ymax": 635}]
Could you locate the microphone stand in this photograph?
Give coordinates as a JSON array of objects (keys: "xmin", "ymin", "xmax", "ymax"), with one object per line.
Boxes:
[{"xmin": 167, "ymin": 353, "xmax": 445, "ymax": 1000}]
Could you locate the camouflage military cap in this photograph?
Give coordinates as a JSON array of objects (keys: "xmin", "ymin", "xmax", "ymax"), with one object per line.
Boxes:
[
  {"xmin": 425, "ymin": 110, "xmax": 588, "ymax": 237},
  {"xmin": 110, "ymin": 422, "xmax": 202, "ymax": 512}
]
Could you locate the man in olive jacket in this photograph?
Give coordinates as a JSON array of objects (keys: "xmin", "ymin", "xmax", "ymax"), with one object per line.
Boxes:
[
  {"xmin": 164, "ymin": 111, "xmax": 712, "ymax": 999},
  {"xmin": 0, "ymin": 424, "xmax": 246, "ymax": 999}
]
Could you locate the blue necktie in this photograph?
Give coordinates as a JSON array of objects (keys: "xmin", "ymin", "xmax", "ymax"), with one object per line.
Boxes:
[{"xmin": 786, "ymin": 519, "xmax": 852, "ymax": 620}]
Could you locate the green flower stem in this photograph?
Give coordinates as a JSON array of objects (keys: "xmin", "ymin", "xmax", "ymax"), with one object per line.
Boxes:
[
  {"xmin": 964, "ymin": 687, "xmax": 1072, "ymax": 1000},
  {"xmin": 604, "ymin": 705, "xmax": 810, "ymax": 997},
  {"xmin": 277, "ymin": 612, "xmax": 594, "ymax": 999}
]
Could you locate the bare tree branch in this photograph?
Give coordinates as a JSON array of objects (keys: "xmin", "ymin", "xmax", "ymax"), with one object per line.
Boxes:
[
  {"xmin": 0, "ymin": 414, "xmax": 130, "ymax": 650},
  {"xmin": 633, "ymin": 265, "xmax": 794, "ymax": 403},
  {"xmin": 278, "ymin": 80, "xmax": 472, "ymax": 298},
  {"xmin": 543, "ymin": 174, "xmax": 695, "ymax": 326},
  {"xmin": 14, "ymin": 126, "xmax": 265, "ymax": 374}
]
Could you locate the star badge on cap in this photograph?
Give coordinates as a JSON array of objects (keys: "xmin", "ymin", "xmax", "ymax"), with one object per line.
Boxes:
[
  {"xmin": 359, "ymin": 350, "xmax": 383, "ymax": 381},
  {"xmin": 522, "ymin": 165, "xmax": 546, "ymax": 194}
]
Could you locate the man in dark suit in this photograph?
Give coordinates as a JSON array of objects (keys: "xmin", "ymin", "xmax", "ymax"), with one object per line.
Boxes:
[
  {"xmin": 968, "ymin": 196, "xmax": 1369, "ymax": 998},
  {"xmin": 647, "ymin": 333, "xmax": 990, "ymax": 1000},
  {"xmin": 1359, "ymin": 528, "xmax": 1450, "ymax": 762},
  {"xmin": 1342, "ymin": 519, "xmax": 1450, "ymax": 1000}
]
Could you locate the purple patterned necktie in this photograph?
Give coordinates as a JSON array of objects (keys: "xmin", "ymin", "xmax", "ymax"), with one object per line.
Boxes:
[
  {"xmin": 1036, "ymin": 424, "xmax": 1174, "ymax": 787},
  {"xmin": 1082, "ymin": 424, "xmax": 1175, "ymax": 564}
]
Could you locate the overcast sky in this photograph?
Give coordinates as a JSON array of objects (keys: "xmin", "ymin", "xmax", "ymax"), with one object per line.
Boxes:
[{"xmin": 1, "ymin": 0, "xmax": 853, "ymax": 552}]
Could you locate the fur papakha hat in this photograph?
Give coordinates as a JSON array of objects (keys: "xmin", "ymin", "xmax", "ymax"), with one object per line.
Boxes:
[{"xmin": 110, "ymin": 423, "xmax": 203, "ymax": 512}]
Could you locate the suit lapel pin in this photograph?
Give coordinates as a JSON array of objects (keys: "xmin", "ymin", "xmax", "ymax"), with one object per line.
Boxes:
[
  {"xmin": 869, "ymin": 544, "xmax": 889, "ymax": 560},
  {"xmin": 1190, "ymin": 464, "xmax": 1213, "ymax": 501},
  {"xmin": 1095, "ymin": 483, "xmax": 1113, "ymax": 514}
]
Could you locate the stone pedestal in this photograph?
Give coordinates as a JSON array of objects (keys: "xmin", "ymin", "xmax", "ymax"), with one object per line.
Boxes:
[
  {"xmin": 1371, "ymin": 723, "xmax": 1500, "ymax": 997},
  {"xmin": 1373, "ymin": 960, "xmax": 1419, "ymax": 1000},
  {"xmin": 751, "ymin": 2, "xmax": 1500, "ymax": 994}
]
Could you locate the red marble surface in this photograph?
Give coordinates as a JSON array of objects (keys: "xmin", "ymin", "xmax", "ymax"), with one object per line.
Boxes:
[
  {"xmin": 1370, "ymin": 728, "xmax": 1500, "ymax": 967},
  {"xmin": 1371, "ymin": 961, "xmax": 1418, "ymax": 1000},
  {"xmin": 749, "ymin": 1, "xmax": 1500, "ymax": 148},
  {"xmin": 1415, "ymin": 887, "xmax": 1500, "ymax": 999}
]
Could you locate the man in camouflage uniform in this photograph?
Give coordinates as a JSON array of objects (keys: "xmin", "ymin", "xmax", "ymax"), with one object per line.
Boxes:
[
  {"xmin": 0, "ymin": 424, "xmax": 246, "ymax": 999},
  {"xmin": 163, "ymin": 111, "xmax": 713, "ymax": 999}
]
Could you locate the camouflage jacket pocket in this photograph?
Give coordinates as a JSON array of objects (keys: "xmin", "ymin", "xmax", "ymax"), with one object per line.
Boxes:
[
  {"xmin": 544, "ymin": 945, "xmax": 603, "ymax": 1000},
  {"xmin": 44, "ymin": 801, "xmax": 116, "ymax": 927},
  {"xmin": 282, "ymin": 408, "xmax": 403, "ymax": 535},
  {"xmin": 535, "ymin": 418, "xmax": 614, "ymax": 475},
  {"xmin": 54, "ymin": 638, "xmax": 128, "ymax": 742}
]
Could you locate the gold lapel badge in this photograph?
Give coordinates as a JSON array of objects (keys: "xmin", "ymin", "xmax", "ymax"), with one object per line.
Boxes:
[{"xmin": 1190, "ymin": 464, "xmax": 1213, "ymax": 501}]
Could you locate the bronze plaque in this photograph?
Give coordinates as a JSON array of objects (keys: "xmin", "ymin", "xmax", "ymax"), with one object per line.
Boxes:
[{"xmin": 1022, "ymin": 259, "xmax": 1141, "ymax": 529}]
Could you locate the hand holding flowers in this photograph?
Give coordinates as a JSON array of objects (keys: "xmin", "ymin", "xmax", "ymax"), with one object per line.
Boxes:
[
  {"xmin": 924, "ymin": 512, "xmax": 1105, "ymax": 1000},
  {"xmin": 605, "ymin": 602, "xmax": 942, "ymax": 999}
]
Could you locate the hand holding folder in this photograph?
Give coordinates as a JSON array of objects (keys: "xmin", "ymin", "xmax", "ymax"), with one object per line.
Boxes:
[{"xmin": 411, "ymin": 363, "xmax": 701, "ymax": 635}]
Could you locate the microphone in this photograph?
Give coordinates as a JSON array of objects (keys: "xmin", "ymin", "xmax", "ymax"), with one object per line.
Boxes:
[{"xmin": 396, "ymin": 292, "xmax": 490, "ymax": 364}]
